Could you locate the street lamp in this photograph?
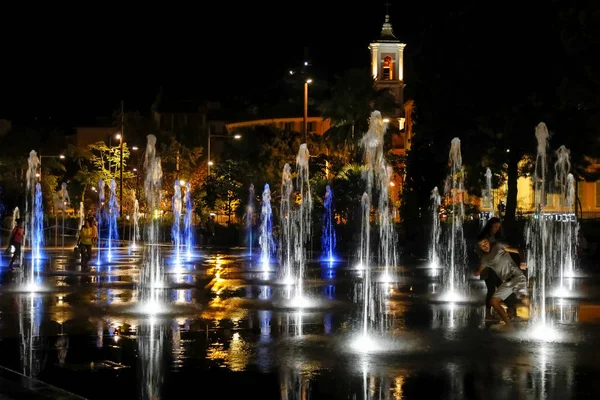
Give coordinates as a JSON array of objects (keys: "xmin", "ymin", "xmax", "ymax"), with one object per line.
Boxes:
[
  {"xmin": 207, "ymin": 125, "xmax": 242, "ymax": 174},
  {"xmin": 304, "ymin": 78, "xmax": 312, "ymax": 144}
]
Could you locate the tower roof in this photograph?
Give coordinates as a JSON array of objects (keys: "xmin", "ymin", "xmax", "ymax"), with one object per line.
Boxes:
[{"xmin": 376, "ymin": 13, "xmax": 400, "ymax": 43}]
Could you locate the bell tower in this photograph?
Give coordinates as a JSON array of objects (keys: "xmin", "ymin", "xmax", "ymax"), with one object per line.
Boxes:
[{"xmin": 369, "ymin": 4, "xmax": 409, "ymax": 152}]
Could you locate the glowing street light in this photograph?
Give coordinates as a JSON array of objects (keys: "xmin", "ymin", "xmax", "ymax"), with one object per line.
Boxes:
[
  {"xmin": 383, "ymin": 118, "xmax": 390, "ymax": 123},
  {"xmin": 132, "ymin": 146, "xmax": 138, "ymax": 151}
]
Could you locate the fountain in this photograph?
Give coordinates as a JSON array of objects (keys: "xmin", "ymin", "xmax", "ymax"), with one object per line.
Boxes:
[
  {"xmin": 353, "ymin": 111, "xmax": 398, "ymax": 346},
  {"xmin": 258, "ymin": 183, "xmax": 274, "ymax": 266},
  {"xmin": 360, "ymin": 111, "xmax": 398, "ymax": 280},
  {"xmin": 321, "ymin": 185, "xmax": 336, "ymax": 262},
  {"xmin": 25, "ymin": 151, "xmax": 43, "ymax": 288},
  {"xmin": 97, "ymin": 180, "xmax": 105, "ymax": 264},
  {"xmin": 440, "ymin": 138, "xmax": 467, "ymax": 301},
  {"xmin": 183, "ymin": 182, "xmax": 193, "ymax": 259},
  {"xmin": 280, "ymin": 164, "xmax": 293, "ymax": 283},
  {"xmin": 247, "ymin": 183, "xmax": 255, "ymax": 257},
  {"xmin": 11, "ymin": 207, "xmax": 20, "ymax": 230},
  {"xmin": 481, "ymin": 168, "xmax": 494, "ymax": 226},
  {"xmin": 140, "ymin": 134, "xmax": 165, "ymax": 313},
  {"xmin": 107, "ymin": 179, "xmax": 119, "ymax": 261},
  {"xmin": 429, "ymin": 187, "xmax": 441, "ymax": 268},
  {"xmin": 58, "ymin": 182, "xmax": 69, "ymax": 249},
  {"xmin": 292, "ymin": 144, "xmax": 312, "ymax": 302},
  {"xmin": 524, "ymin": 122, "xmax": 577, "ymax": 340},
  {"xmin": 171, "ymin": 179, "xmax": 182, "ymax": 264},
  {"xmin": 131, "ymin": 190, "xmax": 140, "ymax": 250},
  {"xmin": 77, "ymin": 202, "xmax": 84, "ymax": 231}
]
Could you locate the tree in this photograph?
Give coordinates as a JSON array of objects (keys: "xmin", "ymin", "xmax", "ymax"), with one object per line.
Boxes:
[
  {"xmin": 200, "ymin": 160, "xmax": 247, "ymax": 223},
  {"xmin": 320, "ymin": 67, "xmax": 400, "ymax": 162}
]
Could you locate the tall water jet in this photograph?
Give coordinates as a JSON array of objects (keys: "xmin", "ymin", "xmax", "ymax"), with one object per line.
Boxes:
[
  {"xmin": 527, "ymin": 122, "xmax": 550, "ymax": 328},
  {"xmin": 107, "ymin": 179, "xmax": 119, "ymax": 261},
  {"xmin": 321, "ymin": 185, "xmax": 336, "ymax": 262},
  {"xmin": 247, "ymin": 183, "xmax": 255, "ymax": 257},
  {"xmin": 481, "ymin": 168, "xmax": 494, "ymax": 225},
  {"xmin": 131, "ymin": 190, "xmax": 140, "ymax": 249},
  {"xmin": 429, "ymin": 187, "xmax": 441, "ymax": 268},
  {"xmin": 259, "ymin": 183, "xmax": 274, "ymax": 266},
  {"xmin": 171, "ymin": 180, "xmax": 182, "ymax": 265},
  {"xmin": 293, "ymin": 144, "xmax": 312, "ymax": 300},
  {"xmin": 354, "ymin": 111, "xmax": 398, "ymax": 343},
  {"xmin": 441, "ymin": 138, "xmax": 467, "ymax": 300},
  {"xmin": 183, "ymin": 182, "xmax": 193, "ymax": 259},
  {"xmin": 11, "ymin": 207, "xmax": 20, "ymax": 230},
  {"xmin": 97, "ymin": 180, "xmax": 105, "ymax": 264},
  {"xmin": 554, "ymin": 146, "xmax": 578, "ymax": 288},
  {"xmin": 26, "ymin": 151, "xmax": 43, "ymax": 267},
  {"xmin": 279, "ymin": 164, "xmax": 294, "ymax": 283},
  {"xmin": 360, "ymin": 111, "xmax": 398, "ymax": 279},
  {"xmin": 58, "ymin": 182, "xmax": 70, "ymax": 249},
  {"xmin": 141, "ymin": 134, "xmax": 164, "ymax": 311},
  {"xmin": 77, "ymin": 202, "xmax": 85, "ymax": 231}
]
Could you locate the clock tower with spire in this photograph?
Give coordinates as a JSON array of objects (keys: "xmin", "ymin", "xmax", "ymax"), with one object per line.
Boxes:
[{"xmin": 369, "ymin": 5, "xmax": 410, "ymax": 153}]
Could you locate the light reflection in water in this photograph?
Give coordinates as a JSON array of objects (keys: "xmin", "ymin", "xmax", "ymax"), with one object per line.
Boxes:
[
  {"xmin": 138, "ymin": 319, "xmax": 165, "ymax": 400},
  {"xmin": 19, "ymin": 293, "xmax": 42, "ymax": 380}
]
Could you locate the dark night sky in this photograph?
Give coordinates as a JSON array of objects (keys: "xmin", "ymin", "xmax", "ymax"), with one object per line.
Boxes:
[{"xmin": 0, "ymin": 1, "xmax": 422, "ymax": 123}]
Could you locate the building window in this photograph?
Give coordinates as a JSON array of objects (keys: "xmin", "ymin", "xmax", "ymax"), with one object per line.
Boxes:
[
  {"xmin": 307, "ymin": 121, "xmax": 316, "ymax": 132},
  {"xmin": 596, "ymin": 181, "xmax": 600, "ymax": 207},
  {"xmin": 284, "ymin": 122, "xmax": 294, "ymax": 131},
  {"xmin": 382, "ymin": 56, "xmax": 393, "ymax": 80}
]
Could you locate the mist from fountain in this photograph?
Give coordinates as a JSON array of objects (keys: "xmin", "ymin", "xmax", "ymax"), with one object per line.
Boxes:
[
  {"xmin": 429, "ymin": 187, "xmax": 441, "ymax": 268},
  {"xmin": 58, "ymin": 182, "xmax": 69, "ymax": 248},
  {"xmin": 259, "ymin": 183, "xmax": 274, "ymax": 266},
  {"xmin": 25, "ymin": 151, "xmax": 43, "ymax": 289},
  {"xmin": 526, "ymin": 122, "xmax": 552, "ymax": 330},
  {"xmin": 97, "ymin": 180, "xmax": 105, "ymax": 264},
  {"xmin": 11, "ymin": 207, "xmax": 20, "ymax": 230},
  {"xmin": 441, "ymin": 138, "xmax": 467, "ymax": 301},
  {"xmin": 107, "ymin": 180, "xmax": 119, "ymax": 261},
  {"xmin": 554, "ymin": 146, "xmax": 579, "ymax": 289},
  {"xmin": 280, "ymin": 164, "xmax": 293, "ymax": 283},
  {"xmin": 131, "ymin": 190, "xmax": 140, "ymax": 249},
  {"xmin": 353, "ymin": 111, "xmax": 398, "ymax": 345},
  {"xmin": 184, "ymin": 182, "xmax": 193, "ymax": 259},
  {"xmin": 321, "ymin": 185, "xmax": 336, "ymax": 263},
  {"xmin": 293, "ymin": 144, "xmax": 312, "ymax": 301},
  {"xmin": 247, "ymin": 183, "xmax": 255, "ymax": 257},
  {"xmin": 140, "ymin": 134, "xmax": 165, "ymax": 313},
  {"xmin": 172, "ymin": 179, "xmax": 182, "ymax": 265},
  {"xmin": 481, "ymin": 168, "xmax": 494, "ymax": 228}
]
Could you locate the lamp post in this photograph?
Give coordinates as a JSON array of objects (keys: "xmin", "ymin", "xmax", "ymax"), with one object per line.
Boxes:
[
  {"xmin": 207, "ymin": 125, "xmax": 242, "ymax": 174},
  {"xmin": 304, "ymin": 78, "xmax": 312, "ymax": 144}
]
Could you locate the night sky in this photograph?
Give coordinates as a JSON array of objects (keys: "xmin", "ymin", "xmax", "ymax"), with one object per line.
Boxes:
[{"xmin": 0, "ymin": 1, "xmax": 422, "ymax": 123}]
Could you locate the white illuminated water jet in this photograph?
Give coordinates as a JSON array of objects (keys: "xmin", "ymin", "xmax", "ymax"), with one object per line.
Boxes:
[
  {"xmin": 247, "ymin": 183, "xmax": 255, "ymax": 257},
  {"xmin": 107, "ymin": 179, "xmax": 119, "ymax": 260},
  {"xmin": 356, "ymin": 111, "xmax": 398, "ymax": 339},
  {"xmin": 525, "ymin": 123, "xmax": 578, "ymax": 338},
  {"xmin": 441, "ymin": 138, "xmax": 467, "ymax": 300},
  {"xmin": 280, "ymin": 163, "xmax": 293, "ymax": 283},
  {"xmin": 481, "ymin": 167, "xmax": 494, "ymax": 228},
  {"xmin": 97, "ymin": 180, "xmax": 105, "ymax": 264},
  {"xmin": 131, "ymin": 190, "xmax": 140, "ymax": 249},
  {"xmin": 139, "ymin": 134, "xmax": 165, "ymax": 310},
  {"xmin": 429, "ymin": 186, "xmax": 441, "ymax": 268},
  {"xmin": 183, "ymin": 182, "xmax": 193, "ymax": 259}
]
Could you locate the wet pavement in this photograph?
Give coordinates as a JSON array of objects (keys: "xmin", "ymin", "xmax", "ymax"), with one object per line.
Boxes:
[{"xmin": 0, "ymin": 248, "xmax": 599, "ymax": 399}]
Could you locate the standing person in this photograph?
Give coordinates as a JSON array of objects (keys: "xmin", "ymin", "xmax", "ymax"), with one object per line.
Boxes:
[
  {"xmin": 6, "ymin": 218, "xmax": 24, "ymax": 271},
  {"xmin": 475, "ymin": 235, "xmax": 529, "ymax": 329},
  {"xmin": 79, "ymin": 219, "xmax": 94, "ymax": 270}
]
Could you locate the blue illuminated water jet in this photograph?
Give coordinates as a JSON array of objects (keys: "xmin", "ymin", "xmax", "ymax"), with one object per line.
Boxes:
[
  {"xmin": 259, "ymin": 183, "xmax": 274, "ymax": 265},
  {"xmin": 107, "ymin": 179, "xmax": 119, "ymax": 261},
  {"xmin": 183, "ymin": 182, "xmax": 194, "ymax": 260},
  {"xmin": 321, "ymin": 185, "xmax": 336, "ymax": 262},
  {"xmin": 247, "ymin": 184, "xmax": 255, "ymax": 257},
  {"xmin": 97, "ymin": 180, "xmax": 105, "ymax": 265},
  {"xmin": 172, "ymin": 179, "xmax": 182, "ymax": 264},
  {"xmin": 25, "ymin": 151, "xmax": 43, "ymax": 288}
]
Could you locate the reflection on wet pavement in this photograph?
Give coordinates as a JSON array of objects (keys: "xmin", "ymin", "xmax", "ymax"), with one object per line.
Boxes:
[{"xmin": 1, "ymin": 249, "xmax": 599, "ymax": 399}]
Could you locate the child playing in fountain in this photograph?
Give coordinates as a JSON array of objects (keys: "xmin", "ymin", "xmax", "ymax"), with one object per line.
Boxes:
[{"xmin": 474, "ymin": 233, "xmax": 529, "ymax": 329}]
